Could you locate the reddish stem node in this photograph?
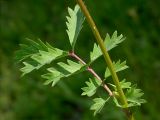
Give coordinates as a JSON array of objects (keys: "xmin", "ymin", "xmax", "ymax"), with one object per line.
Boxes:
[{"xmin": 68, "ymin": 51, "xmax": 113, "ymax": 96}]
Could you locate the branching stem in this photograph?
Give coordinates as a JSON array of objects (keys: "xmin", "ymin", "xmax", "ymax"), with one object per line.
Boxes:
[
  {"xmin": 69, "ymin": 51, "xmax": 113, "ymax": 96},
  {"xmin": 76, "ymin": 0, "xmax": 134, "ymax": 120}
]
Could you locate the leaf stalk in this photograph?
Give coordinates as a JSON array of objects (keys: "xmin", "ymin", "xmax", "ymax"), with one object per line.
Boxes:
[{"xmin": 69, "ymin": 51, "xmax": 113, "ymax": 96}]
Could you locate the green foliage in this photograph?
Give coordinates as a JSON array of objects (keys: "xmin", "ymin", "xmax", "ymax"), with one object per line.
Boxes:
[
  {"xmin": 105, "ymin": 60, "xmax": 129, "ymax": 78},
  {"xmin": 118, "ymin": 79, "xmax": 131, "ymax": 89},
  {"xmin": 20, "ymin": 62, "xmax": 36, "ymax": 76},
  {"xmin": 90, "ymin": 31, "xmax": 125, "ymax": 63},
  {"xmin": 15, "ymin": 4, "xmax": 146, "ymax": 117},
  {"xmin": 90, "ymin": 97, "xmax": 110, "ymax": 116},
  {"xmin": 16, "ymin": 39, "xmax": 68, "ymax": 76},
  {"xmin": 111, "ymin": 80, "xmax": 146, "ymax": 108},
  {"xmin": 109, "ymin": 79, "xmax": 131, "ymax": 89},
  {"xmin": 42, "ymin": 68, "xmax": 63, "ymax": 86},
  {"xmin": 81, "ymin": 78, "xmax": 102, "ymax": 97},
  {"xmin": 104, "ymin": 31, "xmax": 125, "ymax": 51},
  {"xmin": 66, "ymin": 5, "xmax": 85, "ymax": 50},
  {"xmin": 15, "ymin": 5, "xmax": 86, "ymax": 87},
  {"xmin": 58, "ymin": 59, "xmax": 83, "ymax": 73},
  {"xmin": 1, "ymin": 0, "xmax": 159, "ymax": 119},
  {"xmin": 90, "ymin": 44, "xmax": 102, "ymax": 62},
  {"xmin": 42, "ymin": 60, "xmax": 87, "ymax": 86},
  {"xmin": 15, "ymin": 39, "xmax": 48, "ymax": 62},
  {"xmin": 125, "ymin": 85, "xmax": 147, "ymax": 107}
]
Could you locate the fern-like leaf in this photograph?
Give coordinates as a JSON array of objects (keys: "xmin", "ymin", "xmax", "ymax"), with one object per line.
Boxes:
[
  {"xmin": 15, "ymin": 39, "xmax": 68, "ymax": 76},
  {"xmin": 112, "ymin": 80, "xmax": 146, "ymax": 108},
  {"xmin": 90, "ymin": 31, "xmax": 125, "ymax": 63},
  {"xmin": 66, "ymin": 4, "xmax": 85, "ymax": 50},
  {"xmin": 20, "ymin": 62, "xmax": 36, "ymax": 76},
  {"xmin": 90, "ymin": 97, "xmax": 110, "ymax": 116},
  {"xmin": 42, "ymin": 59, "xmax": 88, "ymax": 86},
  {"xmin": 90, "ymin": 44, "xmax": 102, "ymax": 62},
  {"xmin": 125, "ymin": 85, "xmax": 147, "ymax": 107},
  {"xmin": 105, "ymin": 60, "xmax": 129, "ymax": 78},
  {"xmin": 81, "ymin": 78, "xmax": 102, "ymax": 97},
  {"xmin": 109, "ymin": 79, "xmax": 131, "ymax": 90},
  {"xmin": 15, "ymin": 38, "xmax": 48, "ymax": 62},
  {"xmin": 104, "ymin": 31, "xmax": 125, "ymax": 51},
  {"xmin": 57, "ymin": 59, "xmax": 83, "ymax": 73},
  {"xmin": 42, "ymin": 68, "xmax": 64, "ymax": 86}
]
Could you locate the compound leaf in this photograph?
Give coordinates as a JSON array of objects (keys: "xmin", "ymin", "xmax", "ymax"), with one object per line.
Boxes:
[
  {"xmin": 16, "ymin": 39, "xmax": 68, "ymax": 76},
  {"xmin": 15, "ymin": 38, "xmax": 48, "ymax": 62},
  {"xmin": 31, "ymin": 47, "xmax": 66, "ymax": 66}
]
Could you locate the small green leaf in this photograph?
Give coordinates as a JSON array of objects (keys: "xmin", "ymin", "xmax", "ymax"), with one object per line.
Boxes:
[
  {"xmin": 120, "ymin": 79, "xmax": 131, "ymax": 89},
  {"xmin": 42, "ymin": 59, "xmax": 88, "ymax": 86},
  {"xmin": 113, "ymin": 97, "xmax": 122, "ymax": 107},
  {"xmin": 20, "ymin": 62, "xmax": 36, "ymax": 76},
  {"xmin": 105, "ymin": 60, "xmax": 128, "ymax": 78},
  {"xmin": 125, "ymin": 85, "xmax": 147, "ymax": 107},
  {"xmin": 42, "ymin": 68, "xmax": 64, "ymax": 87},
  {"xmin": 89, "ymin": 31, "xmax": 125, "ymax": 63},
  {"xmin": 104, "ymin": 31, "xmax": 125, "ymax": 51},
  {"xmin": 66, "ymin": 4, "xmax": 85, "ymax": 50},
  {"xmin": 31, "ymin": 48, "xmax": 66, "ymax": 65},
  {"xmin": 109, "ymin": 79, "xmax": 131, "ymax": 90},
  {"xmin": 81, "ymin": 78, "xmax": 102, "ymax": 97},
  {"xmin": 113, "ymin": 84, "xmax": 146, "ymax": 108},
  {"xmin": 90, "ymin": 44, "xmax": 102, "ymax": 62},
  {"xmin": 15, "ymin": 38, "xmax": 48, "ymax": 62},
  {"xmin": 58, "ymin": 59, "xmax": 83, "ymax": 73},
  {"xmin": 90, "ymin": 97, "xmax": 110, "ymax": 115},
  {"xmin": 16, "ymin": 39, "xmax": 68, "ymax": 76}
]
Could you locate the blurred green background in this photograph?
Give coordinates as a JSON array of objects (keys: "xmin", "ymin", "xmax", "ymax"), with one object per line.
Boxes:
[{"xmin": 0, "ymin": 0, "xmax": 160, "ymax": 120}]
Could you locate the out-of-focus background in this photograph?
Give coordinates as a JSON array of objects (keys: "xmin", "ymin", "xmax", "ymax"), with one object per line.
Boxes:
[{"xmin": 0, "ymin": 0, "xmax": 160, "ymax": 120}]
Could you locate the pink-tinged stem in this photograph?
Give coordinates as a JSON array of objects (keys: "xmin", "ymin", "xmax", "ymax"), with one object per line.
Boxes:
[{"xmin": 69, "ymin": 51, "xmax": 113, "ymax": 96}]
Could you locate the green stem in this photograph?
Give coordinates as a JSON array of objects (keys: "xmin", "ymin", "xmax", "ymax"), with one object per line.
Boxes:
[{"xmin": 76, "ymin": 0, "xmax": 134, "ymax": 120}]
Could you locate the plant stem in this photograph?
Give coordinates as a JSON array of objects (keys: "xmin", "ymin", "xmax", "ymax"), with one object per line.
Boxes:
[
  {"xmin": 76, "ymin": 0, "xmax": 134, "ymax": 119},
  {"xmin": 69, "ymin": 51, "xmax": 113, "ymax": 96}
]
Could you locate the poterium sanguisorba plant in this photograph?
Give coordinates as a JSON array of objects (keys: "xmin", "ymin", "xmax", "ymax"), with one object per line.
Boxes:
[{"xmin": 15, "ymin": 1, "xmax": 146, "ymax": 120}]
